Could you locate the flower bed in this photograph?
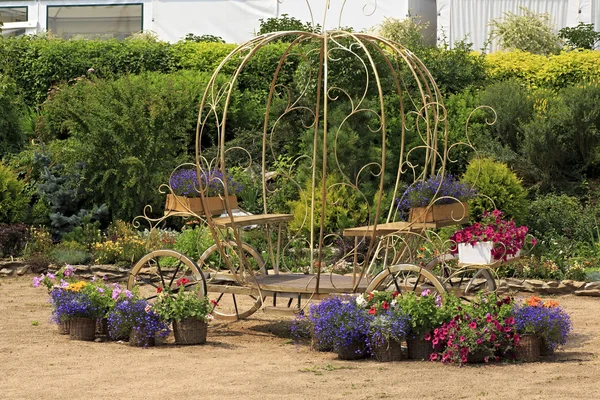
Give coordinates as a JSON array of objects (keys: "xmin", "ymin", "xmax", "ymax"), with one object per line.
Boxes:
[{"xmin": 295, "ymin": 290, "xmax": 572, "ymax": 365}]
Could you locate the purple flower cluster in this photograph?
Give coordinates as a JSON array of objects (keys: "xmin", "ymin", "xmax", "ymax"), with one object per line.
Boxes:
[
  {"xmin": 169, "ymin": 168, "xmax": 243, "ymax": 198},
  {"xmin": 107, "ymin": 300, "xmax": 170, "ymax": 343},
  {"xmin": 369, "ymin": 309, "xmax": 410, "ymax": 345},
  {"xmin": 50, "ymin": 288, "xmax": 103, "ymax": 323},
  {"xmin": 513, "ymin": 303, "xmax": 571, "ymax": 351},
  {"xmin": 396, "ymin": 174, "xmax": 477, "ymax": 210}
]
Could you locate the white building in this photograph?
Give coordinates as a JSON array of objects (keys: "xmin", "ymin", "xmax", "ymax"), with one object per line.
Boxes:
[
  {"xmin": 0, "ymin": 0, "xmax": 434, "ymax": 43},
  {"xmin": 0, "ymin": 0, "xmax": 598, "ymax": 48}
]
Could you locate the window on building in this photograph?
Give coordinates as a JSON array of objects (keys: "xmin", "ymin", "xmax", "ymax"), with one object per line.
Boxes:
[
  {"xmin": 0, "ymin": 7, "xmax": 28, "ymax": 37},
  {"xmin": 47, "ymin": 4, "xmax": 142, "ymax": 40}
]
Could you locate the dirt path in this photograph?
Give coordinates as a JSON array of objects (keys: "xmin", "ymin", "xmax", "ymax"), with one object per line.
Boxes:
[{"xmin": 1, "ymin": 276, "xmax": 599, "ymax": 400}]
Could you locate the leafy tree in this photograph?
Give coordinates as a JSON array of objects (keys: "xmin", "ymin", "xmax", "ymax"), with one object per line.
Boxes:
[
  {"xmin": 489, "ymin": 7, "xmax": 562, "ymax": 55},
  {"xmin": 257, "ymin": 14, "xmax": 318, "ymax": 37},
  {"xmin": 559, "ymin": 22, "xmax": 600, "ymax": 50},
  {"xmin": 372, "ymin": 15, "xmax": 431, "ymax": 51},
  {"xmin": 0, "ymin": 162, "xmax": 29, "ymax": 223},
  {"xmin": 0, "ymin": 74, "xmax": 26, "ymax": 158}
]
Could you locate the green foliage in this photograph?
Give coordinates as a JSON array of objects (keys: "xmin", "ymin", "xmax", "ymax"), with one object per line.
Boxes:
[
  {"xmin": 153, "ymin": 284, "xmax": 211, "ymax": 322},
  {"xmin": 373, "ymin": 15, "xmax": 431, "ymax": 50},
  {"xmin": 50, "ymin": 248, "xmax": 91, "ymax": 265},
  {"xmin": 478, "ymin": 80, "xmax": 534, "ymax": 152},
  {"xmin": 489, "ymin": 7, "xmax": 562, "ymax": 55},
  {"xmin": 182, "ymin": 33, "xmax": 225, "ymax": 43},
  {"xmin": 0, "ymin": 34, "xmax": 174, "ymax": 106},
  {"xmin": 257, "ymin": 14, "xmax": 317, "ymax": 38},
  {"xmin": 461, "ymin": 157, "xmax": 527, "ymax": 222},
  {"xmin": 169, "ymin": 41, "xmax": 236, "ymax": 72},
  {"xmin": 484, "ymin": 50, "xmax": 600, "ymax": 90},
  {"xmin": 0, "ymin": 162, "xmax": 29, "ymax": 223},
  {"xmin": 37, "ymin": 71, "xmax": 213, "ymax": 221},
  {"xmin": 397, "ymin": 291, "xmax": 461, "ymax": 338},
  {"xmin": 0, "ymin": 73, "xmax": 26, "ymax": 158},
  {"xmin": 521, "ymin": 83, "xmax": 600, "ymax": 190},
  {"xmin": 559, "ymin": 23, "xmax": 600, "ymax": 50},
  {"xmin": 173, "ymin": 226, "xmax": 214, "ymax": 262},
  {"xmin": 289, "ymin": 174, "xmax": 368, "ymax": 238},
  {"xmin": 416, "ymin": 41, "xmax": 488, "ymax": 95}
]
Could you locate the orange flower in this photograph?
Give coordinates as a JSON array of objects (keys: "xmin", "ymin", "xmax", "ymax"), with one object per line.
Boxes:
[
  {"xmin": 526, "ymin": 296, "xmax": 542, "ymax": 307},
  {"xmin": 543, "ymin": 300, "xmax": 559, "ymax": 308}
]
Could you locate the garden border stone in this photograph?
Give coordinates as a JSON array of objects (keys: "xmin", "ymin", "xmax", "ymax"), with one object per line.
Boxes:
[{"xmin": 2, "ymin": 258, "xmax": 600, "ymax": 296}]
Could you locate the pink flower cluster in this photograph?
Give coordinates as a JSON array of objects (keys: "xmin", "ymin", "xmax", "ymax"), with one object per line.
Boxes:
[
  {"xmin": 450, "ymin": 209, "xmax": 535, "ymax": 261},
  {"xmin": 426, "ymin": 297, "xmax": 519, "ymax": 365}
]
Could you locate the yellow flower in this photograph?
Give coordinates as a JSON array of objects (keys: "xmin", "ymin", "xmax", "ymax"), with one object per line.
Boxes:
[{"xmin": 67, "ymin": 281, "xmax": 87, "ymax": 292}]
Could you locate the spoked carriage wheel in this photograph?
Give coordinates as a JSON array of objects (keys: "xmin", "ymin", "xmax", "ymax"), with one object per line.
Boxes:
[
  {"xmin": 425, "ymin": 254, "xmax": 497, "ymax": 296},
  {"xmin": 127, "ymin": 249, "xmax": 207, "ymax": 301},
  {"xmin": 198, "ymin": 241, "xmax": 266, "ymax": 321},
  {"xmin": 365, "ymin": 264, "xmax": 447, "ymax": 295}
]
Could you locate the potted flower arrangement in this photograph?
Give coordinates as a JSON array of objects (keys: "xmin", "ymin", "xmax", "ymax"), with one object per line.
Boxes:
[
  {"xmin": 166, "ymin": 167, "xmax": 242, "ymax": 214},
  {"xmin": 358, "ymin": 291, "xmax": 410, "ymax": 362},
  {"xmin": 50, "ymin": 281, "xmax": 105, "ymax": 341},
  {"xmin": 396, "ymin": 290, "xmax": 461, "ymax": 360},
  {"xmin": 450, "ymin": 209, "xmax": 534, "ymax": 264},
  {"xmin": 305, "ymin": 296, "xmax": 344, "ymax": 352},
  {"xmin": 427, "ymin": 293, "xmax": 518, "ymax": 365},
  {"xmin": 107, "ymin": 299, "xmax": 170, "ymax": 347},
  {"xmin": 153, "ymin": 277, "xmax": 213, "ymax": 345},
  {"xmin": 396, "ymin": 174, "xmax": 476, "ymax": 224},
  {"xmin": 513, "ymin": 296, "xmax": 572, "ymax": 357},
  {"xmin": 33, "ymin": 265, "xmax": 77, "ymax": 334}
]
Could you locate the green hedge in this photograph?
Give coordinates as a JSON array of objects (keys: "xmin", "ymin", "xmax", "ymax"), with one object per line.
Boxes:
[{"xmin": 485, "ymin": 50, "xmax": 600, "ymax": 89}]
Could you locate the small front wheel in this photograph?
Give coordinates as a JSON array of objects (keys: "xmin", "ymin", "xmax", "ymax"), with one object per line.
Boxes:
[
  {"xmin": 198, "ymin": 241, "xmax": 265, "ymax": 321},
  {"xmin": 127, "ymin": 249, "xmax": 207, "ymax": 301}
]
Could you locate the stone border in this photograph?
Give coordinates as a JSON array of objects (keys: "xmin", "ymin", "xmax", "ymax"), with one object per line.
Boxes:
[{"xmin": 3, "ymin": 259, "xmax": 600, "ymax": 297}]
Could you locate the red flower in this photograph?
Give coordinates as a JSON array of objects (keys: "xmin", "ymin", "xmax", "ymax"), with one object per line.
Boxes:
[
  {"xmin": 423, "ymin": 332, "xmax": 432, "ymax": 341},
  {"xmin": 392, "ymin": 291, "xmax": 399, "ymax": 298},
  {"xmin": 368, "ymin": 307, "xmax": 377, "ymax": 315},
  {"xmin": 381, "ymin": 301, "xmax": 389, "ymax": 310},
  {"xmin": 469, "ymin": 321, "xmax": 477, "ymax": 330},
  {"xmin": 177, "ymin": 277, "xmax": 190, "ymax": 287},
  {"xmin": 156, "ymin": 287, "xmax": 163, "ymax": 293},
  {"xmin": 210, "ymin": 300, "xmax": 219, "ymax": 307}
]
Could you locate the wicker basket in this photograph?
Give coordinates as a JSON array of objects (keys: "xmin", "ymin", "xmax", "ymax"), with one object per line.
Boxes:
[
  {"xmin": 173, "ymin": 318, "xmax": 208, "ymax": 345},
  {"xmin": 69, "ymin": 317, "xmax": 96, "ymax": 341},
  {"xmin": 129, "ymin": 328, "xmax": 155, "ymax": 347},
  {"xmin": 371, "ymin": 338, "xmax": 404, "ymax": 362},
  {"xmin": 57, "ymin": 320, "xmax": 71, "ymax": 335},
  {"xmin": 406, "ymin": 336, "xmax": 434, "ymax": 360},
  {"xmin": 337, "ymin": 339, "xmax": 368, "ymax": 360},
  {"xmin": 540, "ymin": 338, "xmax": 555, "ymax": 356},
  {"xmin": 516, "ymin": 334, "xmax": 541, "ymax": 362},
  {"xmin": 96, "ymin": 318, "xmax": 108, "ymax": 336}
]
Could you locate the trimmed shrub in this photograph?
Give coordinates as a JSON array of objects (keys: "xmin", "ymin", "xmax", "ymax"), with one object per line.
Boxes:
[
  {"xmin": 485, "ymin": 50, "xmax": 600, "ymax": 90},
  {"xmin": 0, "ymin": 73, "xmax": 26, "ymax": 158},
  {"xmin": 0, "ymin": 223, "xmax": 30, "ymax": 257},
  {"xmin": 0, "ymin": 162, "xmax": 29, "ymax": 223},
  {"xmin": 461, "ymin": 157, "xmax": 527, "ymax": 223}
]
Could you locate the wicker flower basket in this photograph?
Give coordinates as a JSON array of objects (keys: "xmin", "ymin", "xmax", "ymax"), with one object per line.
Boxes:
[
  {"xmin": 57, "ymin": 320, "xmax": 71, "ymax": 335},
  {"xmin": 129, "ymin": 328, "xmax": 155, "ymax": 347},
  {"xmin": 96, "ymin": 318, "xmax": 108, "ymax": 336},
  {"xmin": 337, "ymin": 340, "xmax": 368, "ymax": 360},
  {"xmin": 406, "ymin": 336, "xmax": 434, "ymax": 360},
  {"xmin": 540, "ymin": 338, "xmax": 555, "ymax": 356},
  {"xmin": 467, "ymin": 349, "xmax": 489, "ymax": 363},
  {"xmin": 516, "ymin": 334, "xmax": 541, "ymax": 362},
  {"xmin": 371, "ymin": 338, "xmax": 404, "ymax": 362},
  {"xmin": 69, "ymin": 317, "xmax": 96, "ymax": 341},
  {"xmin": 173, "ymin": 318, "xmax": 208, "ymax": 345}
]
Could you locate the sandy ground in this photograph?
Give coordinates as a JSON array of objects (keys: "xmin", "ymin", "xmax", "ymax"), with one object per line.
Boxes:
[{"xmin": 1, "ymin": 275, "xmax": 600, "ymax": 400}]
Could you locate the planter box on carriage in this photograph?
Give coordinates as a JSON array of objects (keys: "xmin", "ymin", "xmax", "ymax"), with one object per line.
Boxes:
[
  {"xmin": 164, "ymin": 194, "xmax": 238, "ymax": 216},
  {"xmin": 408, "ymin": 202, "xmax": 469, "ymax": 225},
  {"xmin": 457, "ymin": 242, "xmax": 521, "ymax": 265}
]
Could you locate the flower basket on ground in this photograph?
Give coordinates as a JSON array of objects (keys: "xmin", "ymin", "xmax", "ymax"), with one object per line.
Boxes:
[
  {"xmin": 427, "ymin": 293, "xmax": 518, "ymax": 365},
  {"xmin": 49, "ymin": 281, "xmax": 106, "ymax": 341},
  {"xmin": 513, "ymin": 296, "xmax": 572, "ymax": 356},
  {"xmin": 397, "ymin": 174, "xmax": 476, "ymax": 224},
  {"xmin": 450, "ymin": 209, "xmax": 535, "ymax": 264},
  {"xmin": 107, "ymin": 299, "xmax": 169, "ymax": 347},
  {"xmin": 153, "ymin": 277, "xmax": 213, "ymax": 345},
  {"xmin": 357, "ymin": 291, "xmax": 409, "ymax": 362}
]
